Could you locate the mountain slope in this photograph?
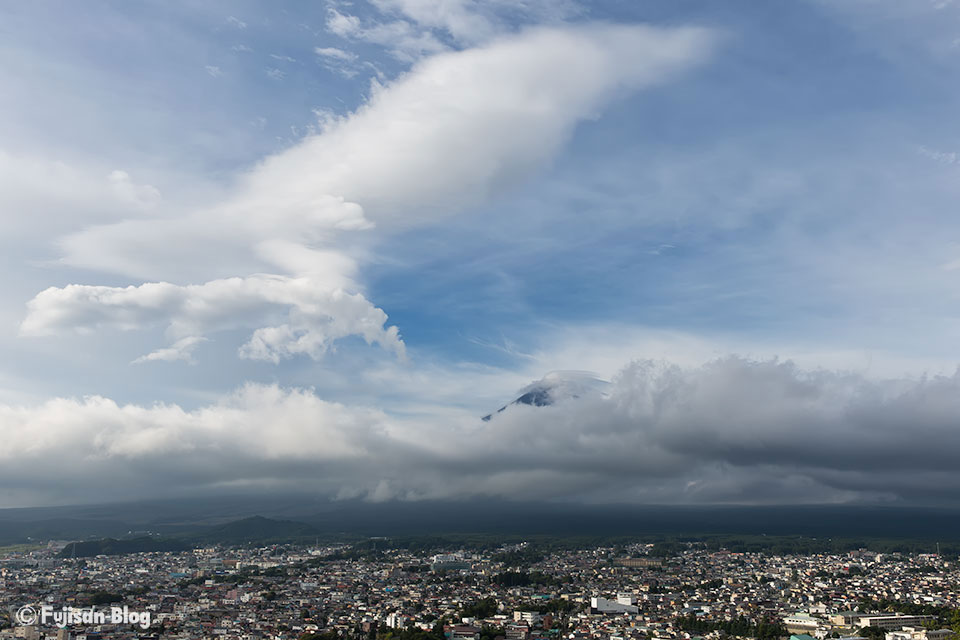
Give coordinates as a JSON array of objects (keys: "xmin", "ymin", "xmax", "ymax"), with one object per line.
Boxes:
[{"xmin": 483, "ymin": 370, "xmax": 609, "ymax": 420}]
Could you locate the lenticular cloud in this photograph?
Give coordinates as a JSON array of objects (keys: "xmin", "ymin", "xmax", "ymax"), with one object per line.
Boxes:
[{"xmin": 23, "ymin": 23, "xmax": 716, "ymax": 365}]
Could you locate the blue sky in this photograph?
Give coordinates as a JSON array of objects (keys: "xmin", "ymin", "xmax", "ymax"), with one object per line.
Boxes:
[{"xmin": 3, "ymin": 0, "xmax": 960, "ymax": 506}]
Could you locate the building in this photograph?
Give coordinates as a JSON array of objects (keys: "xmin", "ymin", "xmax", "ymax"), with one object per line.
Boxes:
[
  {"xmin": 448, "ymin": 626, "xmax": 481, "ymax": 640},
  {"xmin": 857, "ymin": 616, "xmax": 937, "ymax": 631},
  {"xmin": 886, "ymin": 628, "xmax": 953, "ymax": 640},
  {"xmin": 616, "ymin": 558, "xmax": 663, "ymax": 569},
  {"xmin": 514, "ymin": 611, "xmax": 541, "ymax": 625},
  {"xmin": 505, "ymin": 624, "xmax": 530, "ymax": 640},
  {"xmin": 591, "ymin": 597, "xmax": 638, "ymax": 614},
  {"xmin": 431, "ymin": 554, "xmax": 471, "ymax": 572},
  {"xmin": 829, "ymin": 612, "xmax": 861, "ymax": 626},
  {"xmin": 784, "ymin": 613, "xmax": 821, "ymax": 631}
]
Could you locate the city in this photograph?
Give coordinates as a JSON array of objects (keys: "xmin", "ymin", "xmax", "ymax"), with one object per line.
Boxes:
[{"xmin": 2, "ymin": 538, "xmax": 959, "ymax": 640}]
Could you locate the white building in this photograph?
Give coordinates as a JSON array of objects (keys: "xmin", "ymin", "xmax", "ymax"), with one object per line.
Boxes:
[
  {"xmin": 514, "ymin": 611, "xmax": 541, "ymax": 625},
  {"xmin": 784, "ymin": 613, "xmax": 821, "ymax": 631},
  {"xmin": 591, "ymin": 597, "xmax": 638, "ymax": 614},
  {"xmin": 386, "ymin": 612, "xmax": 407, "ymax": 629},
  {"xmin": 886, "ymin": 627, "xmax": 953, "ymax": 640},
  {"xmin": 858, "ymin": 616, "xmax": 936, "ymax": 631}
]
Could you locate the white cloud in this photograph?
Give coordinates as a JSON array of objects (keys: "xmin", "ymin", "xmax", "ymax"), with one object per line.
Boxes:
[
  {"xmin": 107, "ymin": 169, "xmax": 161, "ymax": 207},
  {"xmin": 326, "ymin": 8, "xmax": 363, "ymax": 38},
  {"xmin": 372, "ymin": 0, "xmax": 498, "ymax": 44},
  {"xmin": 524, "ymin": 323, "xmax": 960, "ymax": 383},
  {"xmin": 226, "ymin": 16, "xmax": 247, "ymax": 29},
  {"xmin": 329, "ymin": 0, "xmax": 582, "ymax": 59},
  {"xmin": 57, "ymin": 190, "xmax": 370, "ymax": 281},
  {"xmin": 246, "ymin": 24, "xmax": 718, "ymax": 227},
  {"xmin": 919, "ymin": 144, "xmax": 960, "ymax": 165},
  {"xmin": 21, "ymin": 275, "xmax": 405, "ymax": 364},
  {"xmin": 0, "ymin": 152, "xmax": 166, "ymax": 255},
  {"xmin": 326, "ymin": 7, "xmax": 447, "ymax": 61},
  {"xmin": 93, "ymin": 24, "xmax": 716, "ymax": 243},
  {"xmin": 132, "ymin": 336, "xmax": 207, "ymax": 364},
  {"xmin": 315, "ymin": 46, "xmax": 365, "ymax": 77},
  {"xmin": 0, "ymin": 383, "xmax": 395, "ymax": 503},
  {"xmin": 315, "ymin": 46, "xmax": 358, "ymax": 62},
  {"xmin": 204, "ymin": 65, "xmax": 223, "ymax": 78},
  {"xmin": 29, "ymin": 23, "xmax": 715, "ymax": 367}
]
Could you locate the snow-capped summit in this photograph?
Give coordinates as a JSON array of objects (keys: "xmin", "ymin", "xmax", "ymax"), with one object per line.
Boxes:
[{"xmin": 482, "ymin": 370, "xmax": 609, "ymax": 421}]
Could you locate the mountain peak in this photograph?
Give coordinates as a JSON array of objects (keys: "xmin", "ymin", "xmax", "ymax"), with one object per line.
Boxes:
[{"xmin": 482, "ymin": 370, "xmax": 609, "ymax": 421}]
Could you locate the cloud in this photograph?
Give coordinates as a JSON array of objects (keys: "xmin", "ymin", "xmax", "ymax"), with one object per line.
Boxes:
[
  {"xmin": 0, "ymin": 152, "xmax": 162, "ymax": 242},
  {"xmin": 244, "ymin": 23, "xmax": 718, "ymax": 228},
  {"xmin": 315, "ymin": 46, "xmax": 365, "ymax": 77},
  {"xmin": 2, "ymin": 356, "xmax": 960, "ymax": 506},
  {"xmin": 204, "ymin": 65, "xmax": 223, "ymax": 78},
  {"xmin": 28, "ymin": 23, "xmax": 716, "ymax": 366},
  {"xmin": 327, "ymin": 0, "xmax": 583, "ymax": 59},
  {"xmin": 226, "ymin": 16, "xmax": 247, "ymax": 29},
  {"xmin": 75, "ymin": 24, "xmax": 716, "ymax": 246},
  {"xmin": 8, "ymin": 0, "xmax": 960, "ymax": 512},
  {"xmin": 58, "ymin": 194, "xmax": 370, "ymax": 281},
  {"xmin": 326, "ymin": 7, "xmax": 447, "ymax": 61},
  {"xmin": 366, "ymin": 355, "xmax": 960, "ymax": 504},
  {"xmin": 370, "ymin": 0, "xmax": 500, "ymax": 44},
  {"xmin": 314, "ymin": 46, "xmax": 359, "ymax": 62},
  {"xmin": 21, "ymin": 274, "xmax": 405, "ymax": 364},
  {"xmin": 0, "ymin": 384, "xmax": 396, "ymax": 503},
  {"xmin": 326, "ymin": 8, "xmax": 363, "ymax": 38},
  {"xmin": 919, "ymin": 145, "xmax": 960, "ymax": 165},
  {"xmin": 132, "ymin": 336, "xmax": 207, "ymax": 365}
]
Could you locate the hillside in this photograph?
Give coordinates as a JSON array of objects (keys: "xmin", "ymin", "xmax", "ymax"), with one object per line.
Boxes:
[
  {"xmin": 193, "ymin": 515, "xmax": 319, "ymax": 544},
  {"xmin": 59, "ymin": 536, "xmax": 190, "ymax": 558}
]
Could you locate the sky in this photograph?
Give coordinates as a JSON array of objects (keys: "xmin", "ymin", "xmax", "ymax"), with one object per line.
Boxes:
[{"xmin": 3, "ymin": 0, "xmax": 960, "ymax": 508}]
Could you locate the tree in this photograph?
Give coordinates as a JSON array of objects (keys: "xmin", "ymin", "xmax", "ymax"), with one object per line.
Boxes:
[{"xmin": 461, "ymin": 598, "xmax": 498, "ymax": 619}]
